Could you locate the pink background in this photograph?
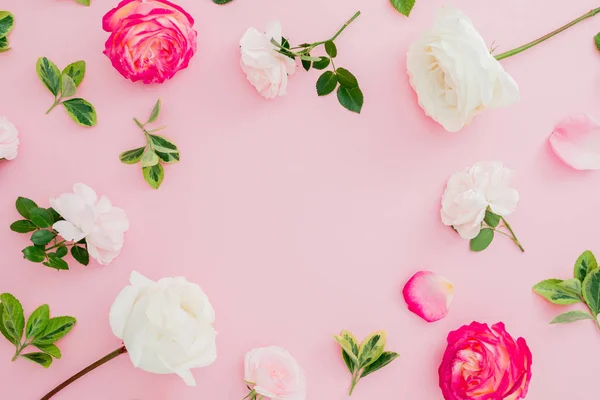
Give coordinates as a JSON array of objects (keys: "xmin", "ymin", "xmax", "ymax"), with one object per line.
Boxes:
[{"xmin": 1, "ymin": 0, "xmax": 600, "ymax": 398}]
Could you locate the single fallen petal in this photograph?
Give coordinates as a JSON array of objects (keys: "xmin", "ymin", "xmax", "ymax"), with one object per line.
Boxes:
[
  {"xmin": 403, "ymin": 271, "xmax": 454, "ymax": 322},
  {"xmin": 549, "ymin": 114, "xmax": 600, "ymax": 170}
]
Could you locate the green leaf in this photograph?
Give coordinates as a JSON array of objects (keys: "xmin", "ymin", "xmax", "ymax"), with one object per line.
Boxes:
[
  {"xmin": 357, "ymin": 330, "xmax": 386, "ymax": 369},
  {"xmin": 16, "ymin": 197, "xmax": 38, "ymax": 219},
  {"xmin": 75, "ymin": 0, "xmax": 91, "ymax": 6},
  {"xmin": 390, "ymin": 0, "xmax": 416, "ymax": 17},
  {"xmin": 36, "ymin": 57, "xmax": 62, "ymax": 96},
  {"xmin": 0, "ymin": 35, "xmax": 9, "ymax": 52},
  {"xmin": 533, "ymin": 279, "xmax": 582, "ymax": 305},
  {"xmin": 302, "ymin": 58, "xmax": 311, "ymax": 71},
  {"xmin": 30, "ymin": 230, "xmax": 56, "ymax": 246},
  {"xmin": 44, "ymin": 254, "xmax": 69, "ymax": 270},
  {"xmin": 0, "ymin": 11, "xmax": 14, "ymax": 38},
  {"xmin": 147, "ymin": 99, "xmax": 161, "ymax": 124},
  {"xmin": 0, "ymin": 293, "xmax": 25, "ymax": 343},
  {"xmin": 34, "ymin": 343, "xmax": 61, "ymax": 359},
  {"xmin": 342, "ymin": 350, "xmax": 355, "ymax": 373},
  {"xmin": 140, "ymin": 147, "xmax": 159, "ymax": 168},
  {"xmin": 62, "ymin": 61, "xmax": 86, "ymax": 87},
  {"xmin": 360, "ymin": 351, "xmax": 399, "ymax": 378},
  {"xmin": 212, "ymin": 0, "xmax": 233, "ymax": 3},
  {"xmin": 29, "ymin": 208, "xmax": 53, "ymax": 228},
  {"xmin": 470, "ymin": 228, "xmax": 494, "ymax": 252},
  {"xmin": 333, "ymin": 331, "xmax": 359, "ymax": 364},
  {"xmin": 324, "ymin": 41, "xmax": 337, "ymax": 58},
  {"xmin": 33, "ymin": 316, "xmax": 76, "ymax": 345},
  {"xmin": 550, "ymin": 310, "xmax": 594, "ymax": 324},
  {"xmin": 337, "ymin": 86, "xmax": 364, "ymax": 114},
  {"xmin": 156, "ymin": 150, "xmax": 180, "ymax": 164},
  {"xmin": 484, "ymin": 210, "xmax": 500, "ymax": 228},
  {"xmin": 22, "ymin": 246, "xmax": 46, "ymax": 263},
  {"xmin": 62, "ymin": 98, "xmax": 97, "ymax": 127},
  {"xmin": 26, "ymin": 304, "xmax": 50, "ymax": 340},
  {"xmin": 10, "ymin": 220, "xmax": 37, "ymax": 233},
  {"xmin": 60, "ymin": 73, "xmax": 77, "ymax": 98},
  {"xmin": 312, "ymin": 57, "xmax": 330, "ymax": 70},
  {"xmin": 47, "ymin": 208, "xmax": 62, "ymax": 223},
  {"xmin": 55, "ymin": 246, "xmax": 68, "ymax": 258},
  {"xmin": 574, "ymin": 250, "xmax": 597, "ymax": 282},
  {"xmin": 0, "ymin": 304, "xmax": 17, "ymax": 345},
  {"xmin": 582, "ymin": 269, "xmax": 600, "ymax": 317},
  {"xmin": 143, "ymin": 164, "xmax": 165, "ymax": 189},
  {"xmin": 316, "ymin": 71, "xmax": 338, "ymax": 96},
  {"xmin": 336, "ymin": 68, "xmax": 358, "ymax": 89},
  {"xmin": 119, "ymin": 147, "xmax": 145, "ymax": 164},
  {"xmin": 595, "ymin": 33, "xmax": 600, "ymax": 51},
  {"xmin": 21, "ymin": 352, "xmax": 53, "ymax": 368},
  {"xmin": 71, "ymin": 246, "xmax": 89, "ymax": 266},
  {"xmin": 149, "ymin": 135, "xmax": 178, "ymax": 153}
]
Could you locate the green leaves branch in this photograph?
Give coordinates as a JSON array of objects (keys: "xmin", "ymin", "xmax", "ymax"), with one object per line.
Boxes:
[
  {"xmin": 334, "ymin": 330, "xmax": 399, "ymax": 396},
  {"xmin": 0, "ymin": 293, "xmax": 76, "ymax": 368},
  {"xmin": 9, "ymin": 196, "xmax": 90, "ymax": 270},
  {"xmin": 271, "ymin": 11, "xmax": 364, "ymax": 114},
  {"xmin": 0, "ymin": 11, "xmax": 14, "ymax": 52},
  {"xmin": 119, "ymin": 99, "xmax": 180, "ymax": 189},
  {"xmin": 36, "ymin": 57, "xmax": 97, "ymax": 127},
  {"xmin": 469, "ymin": 208, "xmax": 524, "ymax": 252},
  {"xmin": 533, "ymin": 250, "xmax": 600, "ymax": 330}
]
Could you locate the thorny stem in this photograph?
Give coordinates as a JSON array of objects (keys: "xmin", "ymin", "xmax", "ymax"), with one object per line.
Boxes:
[
  {"xmin": 495, "ymin": 7, "xmax": 600, "ymax": 60},
  {"xmin": 40, "ymin": 346, "xmax": 127, "ymax": 400}
]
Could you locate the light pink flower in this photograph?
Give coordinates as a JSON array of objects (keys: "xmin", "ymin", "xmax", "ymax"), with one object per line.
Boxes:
[
  {"xmin": 50, "ymin": 184, "xmax": 129, "ymax": 265},
  {"xmin": 244, "ymin": 346, "xmax": 306, "ymax": 400},
  {"xmin": 0, "ymin": 116, "xmax": 19, "ymax": 161},
  {"xmin": 549, "ymin": 114, "xmax": 600, "ymax": 170},
  {"xmin": 102, "ymin": 0, "xmax": 197, "ymax": 84},
  {"xmin": 441, "ymin": 162, "xmax": 519, "ymax": 239},
  {"xmin": 240, "ymin": 22, "xmax": 296, "ymax": 99},
  {"xmin": 439, "ymin": 322, "xmax": 532, "ymax": 400},
  {"xmin": 403, "ymin": 271, "xmax": 454, "ymax": 322}
]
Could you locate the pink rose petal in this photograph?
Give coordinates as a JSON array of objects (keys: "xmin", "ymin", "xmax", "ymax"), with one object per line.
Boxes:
[
  {"xmin": 549, "ymin": 114, "xmax": 600, "ymax": 170},
  {"xmin": 402, "ymin": 271, "xmax": 454, "ymax": 322}
]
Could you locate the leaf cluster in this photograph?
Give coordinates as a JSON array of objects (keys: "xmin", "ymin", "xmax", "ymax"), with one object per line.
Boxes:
[
  {"xmin": 334, "ymin": 330, "xmax": 399, "ymax": 395},
  {"xmin": 119, "ymin": 99, "xmax": 180, "ymax": 189},
  {"xmin": 533, "ymin": 250, "xmax": 600, "ymax": 329},
  {"xmin": 0, "ymin": 11, "xmax": 14, "ymax": 52},
  {"xmin": 10, "ymin": 197, "xmax": 89, "ymax": 270},
  {"xmin": 36, "ymin": 57, "xmax": 97, "ymax": 127},
  {"xmin": 468, "ymin": 209, "xmax": 524, "ymax": 252},
  {"xmin": 0, "ymin": 293, "xmax": 76, "ymax": 368}
]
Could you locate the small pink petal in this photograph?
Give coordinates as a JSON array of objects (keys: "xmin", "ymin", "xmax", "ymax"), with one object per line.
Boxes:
[
  {"xmin": 549, "ymin": 114, "xmax": 600, "ymax": 170},
  {"xmin": 402, "ymin": 271, "xmax": 454, "ymax": 322}
]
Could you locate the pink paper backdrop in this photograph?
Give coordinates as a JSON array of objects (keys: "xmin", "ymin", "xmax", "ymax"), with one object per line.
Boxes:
[{"xmin": 1, "ymin": 0, "xmax": 600, "ymax": 398}]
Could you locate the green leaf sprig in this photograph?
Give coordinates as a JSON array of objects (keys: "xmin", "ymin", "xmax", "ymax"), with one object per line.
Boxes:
[
  {"xmin": 595, "ymin": 33, "xmax": 600, "ymax": 51},
  {"xmin": 0, "ymin": 293, "xmax": 76, "ymax": 368},
  {"xmin": 0, "ymin": 11, "xmax": 14, "ymax": 52},
  {"xmin": 119, "ymin": 99, "xmax": 180, "ymax": 189},
  {"xmin": 533, "ymin": 250, "xmax": 600, "ymax": 330},
  {"xmin": 271, "ymin": 11, "xmax": 364, "ymax": 114},
  {"xmin": 36, "ymin": 57, "xmax": 97, "ymax": 127},
  {"xmin": 75, "ymin": 0, "xmax": 91, "ymax": 5},
  {"xmin": 469, "ymin": 208, "xmax": 524, "ymax": 252},
  {"xmin": 10, "ymin": 197, "xmax": 90, "ymax": 270},
  {"xmin": 390, "ymin": 0, "xmax": 416, "ymax": 17},
  {"xmin": 334, "ymin": 330, "xmax": 399, "ymax": 396}
]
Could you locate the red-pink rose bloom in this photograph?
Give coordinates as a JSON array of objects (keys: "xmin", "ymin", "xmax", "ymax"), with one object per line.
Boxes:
[
  {"xmin": 102, "ymin": 0, "xmax": 197, "ymax": 84},
  {"xmin": 439, "ymin": 322, "xmax": 532, "ymax": 400}
]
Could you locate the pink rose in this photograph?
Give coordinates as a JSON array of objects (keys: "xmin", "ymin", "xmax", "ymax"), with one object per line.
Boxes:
[
  {"xmin": 102, "ymin": 0, "xmax": 197, "ymax": 84},
  {"xmin": 244, "ymin": 346, "xmax": 306, "ymax": 400},
  {"xmin": 439, "ymin": 322, "xmax": 532, "ymax": 400}
]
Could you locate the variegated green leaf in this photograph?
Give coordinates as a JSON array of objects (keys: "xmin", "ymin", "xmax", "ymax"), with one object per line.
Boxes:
[
  {"xmin": 25, "ymin": 304, "xmax": 49, "ymax": 340},
  {"xmin": 0, "ymin": 293, "xmax": 24, "ymax": 343},
  {"xmin": 574, "ymin": 250, "xmax": 598, "ymax": 282},
  {"xmin": 533, "ymin": 279, "xmax": 582, "ymax": 305},
  {"xmin": 357, "ymin": 330, "xmax": 386, "ymax": 369},
  {"xmin": 33, "ymin": 316, "xmax": 76, "ymax": 345}
]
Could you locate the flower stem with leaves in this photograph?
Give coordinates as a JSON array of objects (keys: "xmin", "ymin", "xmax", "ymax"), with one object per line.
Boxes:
[
  {"xmin": 119, "ymin": 99, "xmax": 180, "ymax": 189},
  {"xmin": 0, "ymin": 293, "xmax": 76, "ymax": 369},
  {"xmin": 9, "ymin": 197, "xmax": 89, "ymax": 270},
  {"xmin": 271, "ymin": 11, "xmax": 364, "ymax": 113},
  {"xmin": 469, "ymin": 209, "xmax": 524, "ymax": 252},
  {"xmin": 0, "ymin": 11, "xmax": 15, "ymax": 52},
  {"xmin": 334, "ymin": 330, "xmax": 399, "ymax": 396},
  {"xmin": 36, "ymin": 57, "xmax": 97, "ymax": 127}
]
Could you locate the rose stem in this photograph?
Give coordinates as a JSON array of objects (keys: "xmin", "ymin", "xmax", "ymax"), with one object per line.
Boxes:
[
  {"xmin": 40, "ymin": 346, "xmax": 127, "ymax": 400},
  {"xmin": 289, "ymin": 11, "xmax": 361, "ymax": 50},
  {"xmin": 495, "ymin": 7, "xmax": 600, "ymax": 60},
  {"xmin": 500, "ymin": 217, "xmax": 524, "ymax": 252}
]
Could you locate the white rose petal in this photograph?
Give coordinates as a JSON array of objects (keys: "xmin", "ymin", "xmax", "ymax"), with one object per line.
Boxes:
[{"xmin": 0, "ymin": 116, "xmax": 19, "ymax": 161}]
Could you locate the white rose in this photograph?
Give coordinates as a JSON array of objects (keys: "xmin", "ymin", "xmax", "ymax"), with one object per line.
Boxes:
[
  {"xmin": 407, "ymin": 6, "xmax": 520, "ymax": 132},
  {"xmin": 109, "ymin": 271, "xmax": 217, "ymax": 386},
  {"xmin": 441, "ymin": 161, "xmax": 519, "ymax": 239},
  {"xmin": 50, "ymin": 183, "xmax": 129, "ymax": 265},
  {"xmin": 240, "ymin": 21, "xmax": 296, "ymax": 99},
  {"xmin": 0, "ymin": 116, "xmax": 19, "ymax": 160}
]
